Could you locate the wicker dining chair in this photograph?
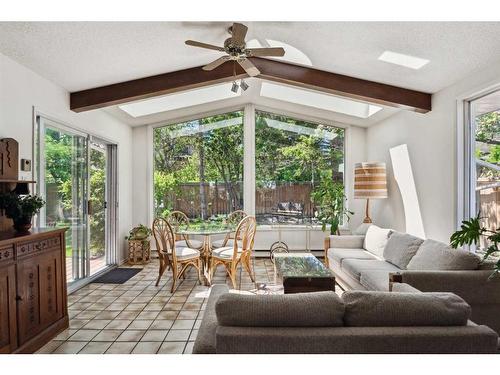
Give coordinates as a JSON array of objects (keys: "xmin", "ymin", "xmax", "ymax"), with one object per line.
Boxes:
[
  {"xmin": 212, "ymin": 210, "xmax": 248, "ymax": 249},
  {"xmin": 166, "ymin": 210, "xmax": 203, "ymax": 250},
  {"xmin": 152, "ymin": 217, "xmax": 202, "ymax": 292},
  {"xmin": 210, "ymin": 215, "xmax": 257, "ymax": 289}
]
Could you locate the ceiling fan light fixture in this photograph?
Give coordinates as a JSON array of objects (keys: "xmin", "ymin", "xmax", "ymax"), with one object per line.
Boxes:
[
  {"xmin": 240, "ymin": 79, "xmax": 249, "ymax": 91},
  {"xmin": 231, "ymin": 81, "xmax": 239, "ymax": 93}
]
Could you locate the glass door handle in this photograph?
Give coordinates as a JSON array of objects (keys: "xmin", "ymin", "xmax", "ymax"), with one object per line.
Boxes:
[{"xmin": 87, "ymin": 200, "xmax": 93, "ymax": 216}]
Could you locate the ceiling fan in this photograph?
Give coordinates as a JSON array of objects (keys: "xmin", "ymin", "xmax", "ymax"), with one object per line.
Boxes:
[{"xmin": 185, "ymin": 22, "xmax": 285, "ymax": 77}]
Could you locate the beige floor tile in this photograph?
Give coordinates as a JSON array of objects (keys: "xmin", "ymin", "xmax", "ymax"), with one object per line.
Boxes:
[
  {"xmin": 165, "ymin": 330, "xmax": 191, "ymax": 342},
  {"xmin": 116, "ymin": 311, "xmax": 140, "ymax": 320},
  {"xmin": 69, "ymin": 329, "xmax": 101, "ymax": 341},
  {"xmin": 136, "ymin": 311, "xmax": 160, "ymax": 320},
  {"xmin": 149, "ymin": 319, "xmax": 174, "ymax": 330},
  {"xmin": 177, "ymin": 311, "xmax": 199, "ymax": 320},
  {"xmin": 79, "ymin": 341, "xmax": 113, "ymax": 354},
  {"xmin": 105, "ymin": 342, "xmax": 138, "ymax": 354},
  {"xmin": 183, "ymin": 342, "xmax": 194, "ymax": 354},
  {"xmin": 69, "ymin": 319, "xmax": 90, "ymax": 329},
  {"xmin": 140, "ymin": 330, "xmax": 168, "ymax": 342},
  {"xmin": 158, "ymin": 341, "xmax": 186, "ymax": 354},
  {"xmin": 95, "ymin": 310, "xmax": 121, "ymax": 319},
  {"xmin": 105, "ymin": 320, "xmax": 132, "ymax": 330},
  {"xmin": 156, "ymin": 311, "xmax": 179, "ymax": 320},
  {"xmin": 83, "ymin": 319, "xmax": 112, "ymax": 329},
  {"xmin": 128, "ymin": 319, "xmax": 153, "ymax": 330},
  {"xmin": 116, "ymin": 330, "xmax": 146, "ymax": 342},
  {"xmin": 171, "ymin": 319, "xmax": 195, "ymax": 330},
  {"xmin": 132, "ymin": 342, "xmax": 162, "ymax": 354},
  {"xmin": 92, "ymin": 329, "xmax": 123, "ymax": 341},
  {"xmin": 52, "ymin": 341, "xmax": 87, "ymax": 354},
  {"xmin": 189, "ymin": 330, "xmax": 198, "ymax": 341}
]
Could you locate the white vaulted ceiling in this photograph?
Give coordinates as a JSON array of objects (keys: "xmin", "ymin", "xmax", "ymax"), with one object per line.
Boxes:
[{"xmin": 2, "ymin": 22, "xmax": 500, "ymax": 126}]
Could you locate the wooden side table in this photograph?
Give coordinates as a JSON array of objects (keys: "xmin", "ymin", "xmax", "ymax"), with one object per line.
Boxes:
[{"xmin": 128, "ymin": 239, "xmax": 151, "ymax": 265}]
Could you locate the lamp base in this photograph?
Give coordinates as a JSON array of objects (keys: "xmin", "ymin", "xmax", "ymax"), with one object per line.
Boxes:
[{"xmin": 363, "ymin": 216, "xmax": 373, "ymax": 224}]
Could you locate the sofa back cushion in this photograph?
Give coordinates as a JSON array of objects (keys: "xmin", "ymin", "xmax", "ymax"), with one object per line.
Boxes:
[
  {"xmin": 383, "ymin": 231, "xmax": 424, "ymax": 269},
  {"xmin": 215, "ymin": 291, "xmax": 345, "ymax": 327},
  {"xmin": 407, "ymin": 239, "xmax": 480, "ymax": 270},
  {"xmin": 363, "ymin": 225, "xmax": 392, "ymax": 258},
  {"xmin": 343, "ymin": 290, "xmax": 471, "ymax": 327}
]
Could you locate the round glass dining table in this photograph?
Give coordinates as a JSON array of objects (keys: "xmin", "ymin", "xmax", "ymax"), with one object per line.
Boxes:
[{"xmin": 176, "ymin": 223, "xmax": 235, "ymax": 285}]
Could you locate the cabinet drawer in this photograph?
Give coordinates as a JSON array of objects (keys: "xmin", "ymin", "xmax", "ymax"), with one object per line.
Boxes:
[
  {"xmin": 16, "ymin": 236, "xmax": 61, "ymax": 259},
  {"xmin": 0, "ymin": 245, "xmax": 14, "ymax": 265}
]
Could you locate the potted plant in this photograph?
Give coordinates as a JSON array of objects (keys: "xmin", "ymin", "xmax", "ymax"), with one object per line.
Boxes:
[
  {"xmin": 125, "ymin": 224, "xmax": 152, "ymax": 241},
  {"xmin": 0, "ymin": 193, "xmax": 45, "ymax": 233},
  {"xmin": 450, "ymin": 214, "xmax": 499, "ymax": 278},
  {"xmin": 311, "ymin": 175, "xmax": 354, "ymax": 235}
]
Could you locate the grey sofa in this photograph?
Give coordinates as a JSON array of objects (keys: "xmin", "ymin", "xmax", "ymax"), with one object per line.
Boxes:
[
  {"xmin": 193, "ymin": 284, "xmax": 498, "ymax": 354},
  {"xmin": 324, "ymin": 225, "xmax": 500, "ymax": 334}
]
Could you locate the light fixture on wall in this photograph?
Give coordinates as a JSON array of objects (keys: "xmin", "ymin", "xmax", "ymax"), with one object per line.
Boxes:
[
  {"xmin": 354, "ymin": 162, "xmax": 388, "ymax": 223},
  {"xmin": 240, "ymin": 79, "xmax": 249, "ymax": 91},
  {"xmin": 231, "ymin": 81, "xmax": 239, "ymax": 93}
]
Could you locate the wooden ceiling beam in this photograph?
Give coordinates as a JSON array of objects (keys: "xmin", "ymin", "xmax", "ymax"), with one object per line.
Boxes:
[{"xmin": 70, "ymin": 58, "xmax": 431, "ymax": 113}]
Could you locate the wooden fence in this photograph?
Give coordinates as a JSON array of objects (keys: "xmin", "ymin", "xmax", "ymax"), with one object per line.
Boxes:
[{"xmin": 165, "ymin": 182, "xmax": 316, "ymax": 218}]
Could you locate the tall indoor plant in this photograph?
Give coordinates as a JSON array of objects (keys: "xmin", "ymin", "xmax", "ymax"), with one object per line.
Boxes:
[
  {"xmin": 0, "ymin": 193, "xmax": 45, "ymax": 233},
  {"xmin": 311, "ymin": 175, "xmax": 353, "ymax": 235},
  {"xmin": 450, "ymin": 214, "xmax": 500, "ymax": 278}
]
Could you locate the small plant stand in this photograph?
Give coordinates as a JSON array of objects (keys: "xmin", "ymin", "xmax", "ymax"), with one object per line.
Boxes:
[{"xmin": 128, "ymin": 239, "xmax": 151, "ymax": 265}]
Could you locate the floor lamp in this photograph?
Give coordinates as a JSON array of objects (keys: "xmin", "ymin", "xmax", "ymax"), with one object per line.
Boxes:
[{"xmin": 354, "ymin": 162, "xmax": 388, "ymax": 224}]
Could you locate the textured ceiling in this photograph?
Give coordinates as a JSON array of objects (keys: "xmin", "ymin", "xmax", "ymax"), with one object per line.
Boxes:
[{"xmin": 1, "ymin": 22, "xmax": 500, "ymax": 94}]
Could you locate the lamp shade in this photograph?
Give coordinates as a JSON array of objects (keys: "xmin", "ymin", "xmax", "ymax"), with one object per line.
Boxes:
[{"xmin": 354, "ymin": 162, "xmax": 388, "ymax": 199}]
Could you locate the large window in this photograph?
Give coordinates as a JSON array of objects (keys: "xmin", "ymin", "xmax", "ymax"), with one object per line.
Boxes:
[
  {"xmin": 153, "ymin": 111, "xmax": 244, "ymax": 221},
  {"xmin": 468, "ymin": 91, "xmax": 500, "ymax": 245},
  {"xmin": 152, "ymin": 108, "xmax": 345, "ymax": 226},
  {"xmin": 255, "ymin": 111, "xmax": 344, "ymax": 225}
]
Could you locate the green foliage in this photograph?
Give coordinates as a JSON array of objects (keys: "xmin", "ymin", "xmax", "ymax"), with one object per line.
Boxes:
[
  {"xmin": 450, "ymin": 214, "xmax": 500, "ymax": 278},
  {"xmin": 311, "ymin": 173, "xmax": 353, "ymax": 235},
  {"xmin": 475, "ymin": 111, "xmax": 500, "ymax": 145},
  {"xmin": 125, "ymin": 224, "xmax": 152, "ymax": 240},
  {"xmin": 0, "ymin": 193, "xmax": 45, "ymax": 221}
]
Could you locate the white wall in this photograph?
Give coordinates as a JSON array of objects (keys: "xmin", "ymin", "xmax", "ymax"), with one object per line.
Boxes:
[
  {"xmin": 131, "ymin": 103, "xmax": 368, "ymax": 250},
  {"xmin": 0, "ymin": 52, "xmax": 133, "ymax": 262},
  {"xmin": 365, "ymin": 60, "xmax": 500, "ymax": 242}
]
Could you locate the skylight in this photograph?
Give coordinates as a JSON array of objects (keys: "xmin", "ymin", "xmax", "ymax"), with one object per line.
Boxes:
[
  {"xmin": 246, "ymin": 39, "xmax": 312, "ymax": 66},
  {"xmin": 378, "ymin": 51, "xmax": 430, "ymax": 70},
  {"xmin": 260, "ymin": 82, "xmax": 382, "ymax": 118},
  {"xmin": 119, "ymin": 82, "xmax": 241, "ymax": 117}
]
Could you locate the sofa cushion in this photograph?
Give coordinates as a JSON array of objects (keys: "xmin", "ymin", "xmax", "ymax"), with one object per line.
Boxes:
[
  {"xmin": 363, "ymin": 225, "xmax": 392, "ymax": 258},
  {"xmin": 407, "ymin": 239, "xmax": 480, "ymax": 270},
  {"xmin": 341, "ymin": 259, "xmax": 400, "ymax": 281},
  {"xmin": 343, "ymin": 290, "xmax": 471, "ymax": 327},
  {"xmin": 329, "ymin": 235, "xmax": 365, "ymax": 249},
  {"xmin": 215, "ymin": 291, "xmax": 345, "ymax": 327},
  {"xmin": 359, "ymin": 270, "xmax": 392, "ymax": 291},
  {"xmin": 328, "ymin": 248, "xmax": 377, "ymax": 268},
  {"xmin": 192, "ymin": 284, "xmax": 229, "ymax": 354},
  {"xmin": 391, "ymin": 283, "xmax": 422, "ymax": 293},
  {"xmin": 383, "ymin": 231, "xmax": 424, "ymax": 269}
]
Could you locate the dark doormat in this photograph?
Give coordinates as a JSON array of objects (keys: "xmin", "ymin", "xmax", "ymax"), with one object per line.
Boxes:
[{"xmin": 91, "ymin": 268, "xmax": 143, "ymax": 284}]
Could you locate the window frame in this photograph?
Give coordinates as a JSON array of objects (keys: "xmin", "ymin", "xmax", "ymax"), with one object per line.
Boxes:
[{"xmin": 148, "ymin": 103, "xmax": 350, "ymax": 229}]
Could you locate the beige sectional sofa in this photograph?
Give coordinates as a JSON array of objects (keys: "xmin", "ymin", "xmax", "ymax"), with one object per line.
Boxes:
[
  {"xmin": 324, "ymin": 225, "xmax": 500, "ymax": 334},
  {"xmin": 193, "ymin": 284, "xmax": 498, "ymax": 354}
]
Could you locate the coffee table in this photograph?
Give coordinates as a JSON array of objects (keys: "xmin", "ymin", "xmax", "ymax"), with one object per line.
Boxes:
[{"xmin": 273, "ymin": 252, "xmax": 336, "ymax": 294}]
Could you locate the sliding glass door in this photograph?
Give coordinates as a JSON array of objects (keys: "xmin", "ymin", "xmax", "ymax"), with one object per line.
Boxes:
[{"xmin": 36, "ymin": 116, "xmax": 117, "ymax": 287}]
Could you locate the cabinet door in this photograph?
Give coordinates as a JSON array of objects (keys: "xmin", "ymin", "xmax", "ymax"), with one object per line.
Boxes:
[
  {"xmin": 0, "ymin": 263, "xmax": 17, "ymax": 353},
  {"xmin": 16, "ymin": 256, "xmax": 41, "ymax": 345},
  {"xmin": 17, "ymin": 247, "xmax": 64, "ymax": 345},
  {"xmin": 38, "ymin": 250, "xmax": 64, "ymax": 327}
]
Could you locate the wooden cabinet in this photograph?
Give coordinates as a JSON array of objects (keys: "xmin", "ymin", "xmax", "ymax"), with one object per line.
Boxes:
[{"xmin": 0, "ymin": 228, "xmax": 68, "ymax": 353}]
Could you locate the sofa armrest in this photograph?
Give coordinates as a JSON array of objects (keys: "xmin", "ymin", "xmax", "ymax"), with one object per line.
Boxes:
[
  {"xmin": 396, "ymin": 270, "xmax": 500, "ymax": 304},
  {"xmin": 324, "ymin": 235, "xmax": 365, "ymax": 267},
  {"xmin": 328, "ymin": 235, "xmax": 365, "ymax": 249}
]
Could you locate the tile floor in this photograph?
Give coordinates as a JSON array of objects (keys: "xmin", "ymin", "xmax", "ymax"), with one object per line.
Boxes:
[{"xmin": 37, "ymin": 257, "xmax": 278, "ymax": 354}]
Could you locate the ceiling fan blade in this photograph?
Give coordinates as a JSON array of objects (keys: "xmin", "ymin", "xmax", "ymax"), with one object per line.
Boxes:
[
  {"xmin": 238, "ymin": 58, "xmax": 260, "ymax": 77},
  {"xmin": 202, "ymin": 56, "xmax": 230, "ymax": 71},
  {"xmin": 245, "ymin": 47, "xmax": 285, "ymax": 57},
  {"xmin": 231, "ymin": 23, "xmax": 248, "ymax": 45},
  {"xmin": 185, "ymin": 40, "xmax": 225, "ymax": 52}
]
